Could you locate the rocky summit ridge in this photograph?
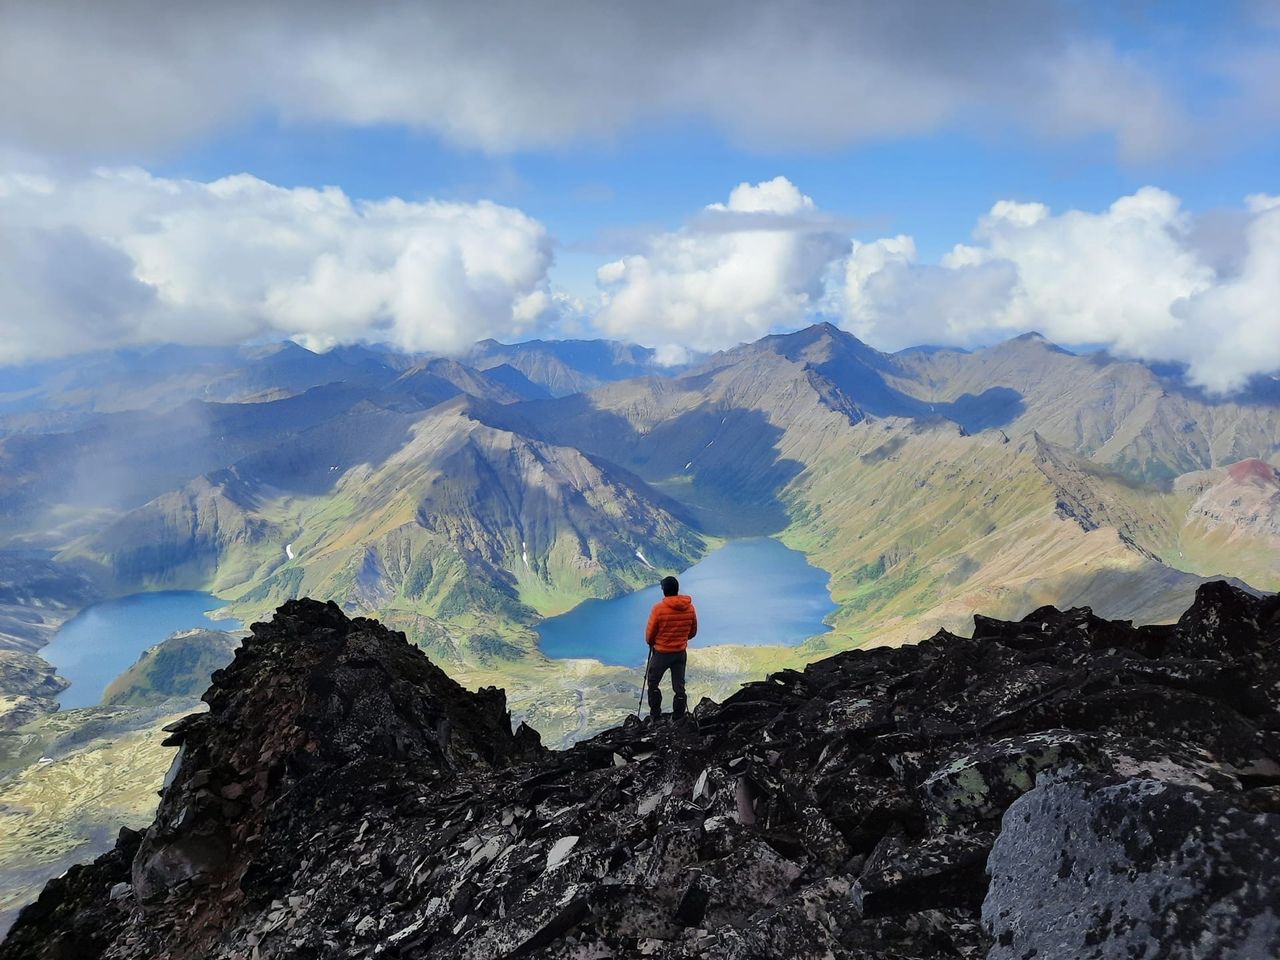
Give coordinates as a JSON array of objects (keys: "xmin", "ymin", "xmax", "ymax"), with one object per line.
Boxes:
[{"xmin": 4, "ymin": 585, "xmax": 1280, "ymax": 960}]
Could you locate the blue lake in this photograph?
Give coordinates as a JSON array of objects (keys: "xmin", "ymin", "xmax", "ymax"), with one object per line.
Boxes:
[
  {"xmin": 537, "ymin": 538, "xmax": 836, "ymax": 667},
  {"xmin": 42, "ymin": 591, "xmax": 240, "ymax": 708}
]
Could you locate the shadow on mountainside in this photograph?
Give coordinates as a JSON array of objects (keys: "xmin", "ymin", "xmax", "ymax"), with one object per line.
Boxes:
[
  {"xmin": 635, "ymin": 408, "xmax": 804, "ymax": 536},
  {"xmin": 933, "ymin": 386, "xmax": 1026, "ymax": 433},
  {"xmin": 224, "ymin": 404, "xmax": 422, "ymax": 497},
  {"xmin": 1100, "ymin": 355, "xmax": 1280, "ymax": 409},
  {"xmin": 509, "ymin": 395, "xmax": 805, "ymax": 537}
]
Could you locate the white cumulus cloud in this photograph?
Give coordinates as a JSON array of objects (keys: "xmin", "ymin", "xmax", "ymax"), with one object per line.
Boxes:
[
  {"xmin": 594, "ymin": 177, "xmax": 848, "ymax": 351},
  {"xmin": 838, "ymin": 188, "xmax": 1280, "ymax": 392},
  {"xmin": 0, "ymin": 166, "xmax": 555, "ymax": 363},
  {"xmin": 1171, "ymin": 194, "xmax": 1280, "ymax": 392},
  {"xmin": 4, "ymin": 165, "xmax": 1277, "ymax": 394}
]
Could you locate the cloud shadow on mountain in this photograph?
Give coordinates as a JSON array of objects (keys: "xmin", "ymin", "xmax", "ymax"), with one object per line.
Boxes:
[
  {"xmin": 227, "ymin": 406, "xmax": 421, "ymax": 497},
  {"xmin": 511, "ymin": 395, "xmax": 804, "ymax": 537},
  {"xmin": 935, "ymin": 387, "xmax": 1026, "ymax": 433}
]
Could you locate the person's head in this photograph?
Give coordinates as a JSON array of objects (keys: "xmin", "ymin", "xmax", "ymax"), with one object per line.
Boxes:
[{"xmin": 660, "ymin": 576, "xmax": 680, "ymax": 597}]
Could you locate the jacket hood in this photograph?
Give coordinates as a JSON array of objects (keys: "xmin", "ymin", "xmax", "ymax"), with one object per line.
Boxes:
[{"xmin": 661, "ymin": 595, "xmax": 693, "ymax": 612}]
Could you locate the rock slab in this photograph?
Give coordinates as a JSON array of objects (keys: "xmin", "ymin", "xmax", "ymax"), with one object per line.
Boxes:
[{"xmin": 985, "ymin": 776, "xmax": 1280, "ymax": 959}]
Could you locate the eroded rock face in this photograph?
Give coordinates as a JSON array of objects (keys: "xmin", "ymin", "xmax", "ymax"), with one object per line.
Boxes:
[{"xmin": 2, "ymin": 582, "xmax": 1279, "ymax": 960}]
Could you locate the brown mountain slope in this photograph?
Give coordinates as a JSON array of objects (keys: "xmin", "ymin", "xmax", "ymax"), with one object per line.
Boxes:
[{"xmin": 889, "ymin": 333, "xmax": 1280, "ymax": 484}]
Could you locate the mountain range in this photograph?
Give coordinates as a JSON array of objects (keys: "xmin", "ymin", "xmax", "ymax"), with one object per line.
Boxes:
[
  {"xmin": 0, "ymin": 322, "xmax": 1278, "ymax": 933},
  {"xmin": 3, "ymin": 324, "xmax": 1278, "ymax": 696}
]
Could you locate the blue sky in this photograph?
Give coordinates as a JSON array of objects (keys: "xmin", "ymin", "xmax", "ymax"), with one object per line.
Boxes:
[{"xmin": 0, "ymin": 1, "xmax": 1277, "ymax": 389}]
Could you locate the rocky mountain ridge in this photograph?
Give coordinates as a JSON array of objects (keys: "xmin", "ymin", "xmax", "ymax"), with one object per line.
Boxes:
[{"xmin": 4, "ymin": 582, "xmax": 1278, "ymax": 959}]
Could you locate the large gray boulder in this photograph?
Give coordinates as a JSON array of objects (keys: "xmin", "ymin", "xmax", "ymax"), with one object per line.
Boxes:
[{"xmin": 984, "ymin": 777, "xmax": 1280, "ymax": 959}]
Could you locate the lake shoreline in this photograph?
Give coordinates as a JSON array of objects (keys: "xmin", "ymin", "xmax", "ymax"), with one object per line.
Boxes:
[
  {"xmin": 536, "ymin": 537, "xmax": 837, "ymax": 668},
  {"xmin": 40, "ymin": 591, "xmax": 241, "ymax": 710}
]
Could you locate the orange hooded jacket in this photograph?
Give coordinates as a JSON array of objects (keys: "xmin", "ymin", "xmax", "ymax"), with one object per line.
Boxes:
[{"xmin": 646, "ymin": 595, "xmax": 697, "ymax": 653}]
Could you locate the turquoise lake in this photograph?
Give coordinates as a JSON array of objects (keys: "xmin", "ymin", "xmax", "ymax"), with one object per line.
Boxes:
[
  {"xmin": 537, "ymin": 538, "xmax": 837, "ymax": 667},
  {"xmin": 42, "ymin": 591, "xmax": 240, "ymax": 709}
]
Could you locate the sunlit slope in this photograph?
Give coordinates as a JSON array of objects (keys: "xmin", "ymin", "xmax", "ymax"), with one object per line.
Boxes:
[
  {"xmin": 1035, "ymin": 438, "xmax": 1280, "ymax": 590},
  {"xmin": 1173, "ymin": 458, "xmax": 1280, "ymax": 585},
  {"xmin": 0, "ymin": 705, "xmax": 187, "ymax": 935},
  {"xmin": 247, "ymin": 400, "xmax": 703, "ymax": 635},
  {"xmin": 47, "ymin": 395, "xmax": 426, "ymax": 595},
  {"xmin": 784, "ymin": 423, "xmax": 1226, "ymax": 646},
  {"xmin": 101, "ymin": 629, "xmax": 242, "ymax": 706}
]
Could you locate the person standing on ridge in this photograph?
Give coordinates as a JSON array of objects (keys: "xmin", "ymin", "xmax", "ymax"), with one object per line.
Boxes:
[{"xmin": 644, "ymin": 575, "xmax": 697, "ymax": 721}]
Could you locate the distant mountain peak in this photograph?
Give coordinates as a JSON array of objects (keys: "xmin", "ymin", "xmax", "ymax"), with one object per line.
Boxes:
[
  {"xmin": 756, "ymin": 321, "xmax": 883, "ymax": 362},
  {"xmin": 775, "ymin": 320, "xmax": 856, "ymax": 342},
  {"xmin": 1000, "ymin": 330, "xmax": 1074, "ymax": 355},
  {"xmin": 805, "ymin": 319, "xmax": 844, "ymax": 336}
]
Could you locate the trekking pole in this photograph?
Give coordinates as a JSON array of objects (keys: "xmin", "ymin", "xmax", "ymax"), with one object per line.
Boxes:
[{"xmin": 637, "ymin": 646, "xmax": 653, "ymax": 717}]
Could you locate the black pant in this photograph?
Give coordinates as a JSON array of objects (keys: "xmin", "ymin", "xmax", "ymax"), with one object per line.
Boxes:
[{"xmin": 647, "ymin": 649, "xmax": 687, "ymax": 718}]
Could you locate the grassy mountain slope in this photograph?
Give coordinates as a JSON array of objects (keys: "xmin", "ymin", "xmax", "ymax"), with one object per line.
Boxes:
[
  {"xmin": 224, "ymin": 400, "xmax": 705, "ymax": 642},
  {"xmin": 1035, "ymin": 438, "xmax": 1280, "ymax": 590},
  {"xmin": 0, "ymin": 703, "xmax": 189, "ymax": 936},
  {"xmin": 102, "ymin": 629, "xmax": 241, "ymax": 706},
  {"xmin": 0, "ymin": 629, "xmax": 239, "ymax": 933}
]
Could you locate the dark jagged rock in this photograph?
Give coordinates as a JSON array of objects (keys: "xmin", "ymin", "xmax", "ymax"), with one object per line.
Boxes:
[
  {"xmin": 3, "ymin": 584, "xmax": 1279, "ymax": 959},
  {"xmin": 0, "ymin": 828, "xmax": 141, "ymax": 960}
]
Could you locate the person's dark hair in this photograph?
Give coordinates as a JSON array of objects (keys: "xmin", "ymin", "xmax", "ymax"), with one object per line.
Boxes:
[{"xmin": 660, "ymin": 576, "xmax": 679, "ymax": 597}]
